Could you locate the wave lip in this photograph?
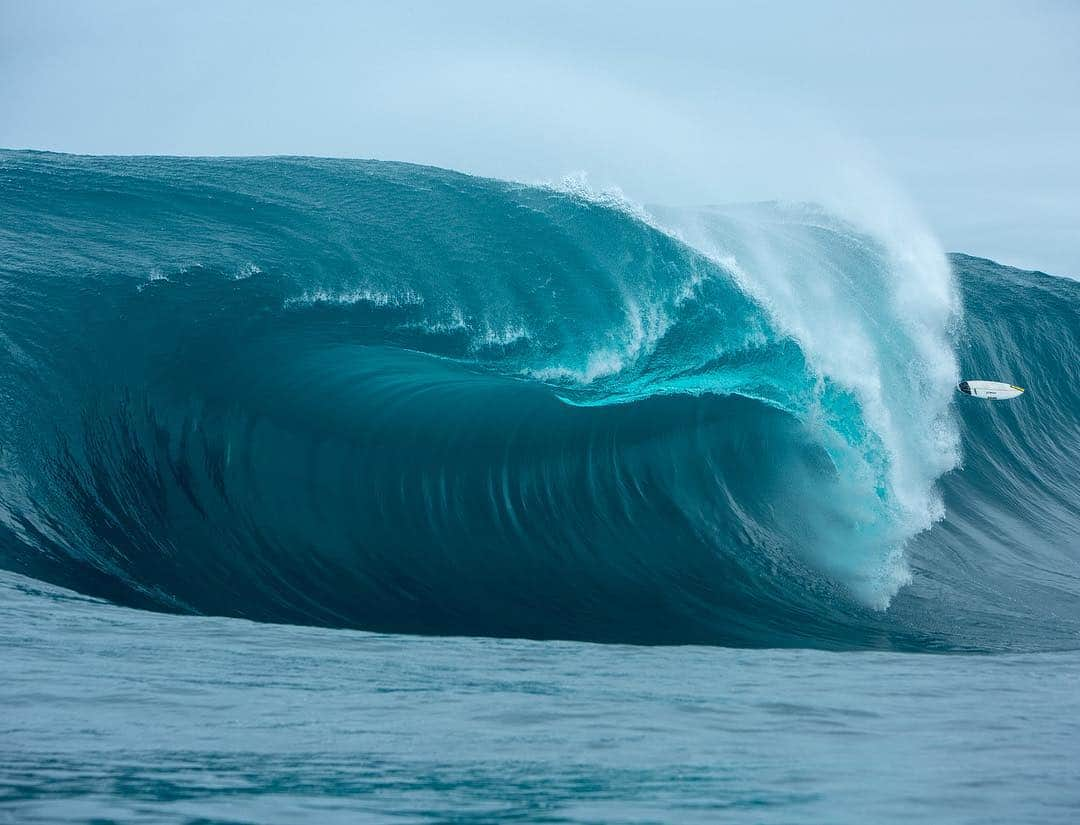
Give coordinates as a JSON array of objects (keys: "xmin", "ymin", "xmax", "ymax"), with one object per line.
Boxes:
[{"xmin": 1, "ymin": 151, "xmax": 1078, "ymax": 651}]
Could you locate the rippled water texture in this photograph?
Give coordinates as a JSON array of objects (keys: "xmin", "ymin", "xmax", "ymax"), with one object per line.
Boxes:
[{"xmin": 3, "ymin": 573, "xmax": 1079, "ymax": 824}]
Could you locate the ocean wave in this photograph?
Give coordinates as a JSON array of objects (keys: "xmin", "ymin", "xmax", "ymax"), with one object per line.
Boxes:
[{"xmin": 1, "ymin": 150, "xmax": 1078, "ymax": 651}]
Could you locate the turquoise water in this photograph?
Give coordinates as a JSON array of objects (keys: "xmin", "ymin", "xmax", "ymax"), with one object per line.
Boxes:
[
  {"xmin": 3, "ymin": 572, "xmax": 1079, "ymax": 824},
  {"xmin": 1, "ymin": 152, "xmax": 1079, "ymax": 821}
]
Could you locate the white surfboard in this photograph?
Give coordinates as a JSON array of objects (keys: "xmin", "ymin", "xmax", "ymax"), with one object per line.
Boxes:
[{"xmin": 957, "ymin": 380, "xmax": 1025, "ymax": 400}]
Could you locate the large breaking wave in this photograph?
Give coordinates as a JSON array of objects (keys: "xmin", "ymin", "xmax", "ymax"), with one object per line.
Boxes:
[{"xmin": 1, "ymin": 151, "xmax": 1077, "ymax": 650}]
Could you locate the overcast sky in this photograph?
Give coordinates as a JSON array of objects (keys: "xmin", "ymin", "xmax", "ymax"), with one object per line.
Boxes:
[{"xmin": 2, "ymin": 0, "xmax": 1078, "ymax": 275}]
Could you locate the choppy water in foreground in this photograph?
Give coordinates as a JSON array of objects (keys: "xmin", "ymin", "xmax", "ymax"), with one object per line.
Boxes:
[{"xmin": 3, "ymin": 571, "xmax": 1078, "ymax": 824}]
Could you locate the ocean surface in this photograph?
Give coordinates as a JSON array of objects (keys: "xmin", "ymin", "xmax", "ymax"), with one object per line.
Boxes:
[{"xmin": 1, "ymin": 151, "xmax": 1079, "ymax": 822}]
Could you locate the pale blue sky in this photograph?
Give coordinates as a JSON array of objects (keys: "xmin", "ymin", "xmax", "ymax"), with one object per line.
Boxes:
[{"xmin": 2, "ymin": 0, "xmax": 1078, "ymax": 275}]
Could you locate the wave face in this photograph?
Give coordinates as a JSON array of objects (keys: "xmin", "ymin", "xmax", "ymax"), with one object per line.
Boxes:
[{"xmin": 1, "ymin": 151, "xmax": 1078, "ymax": 651}]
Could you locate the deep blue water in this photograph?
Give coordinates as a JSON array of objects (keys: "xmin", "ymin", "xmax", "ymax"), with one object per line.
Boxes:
[{"xmin": 1, "ymin": 151, "xmax": 1078, "ymax": 822}]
